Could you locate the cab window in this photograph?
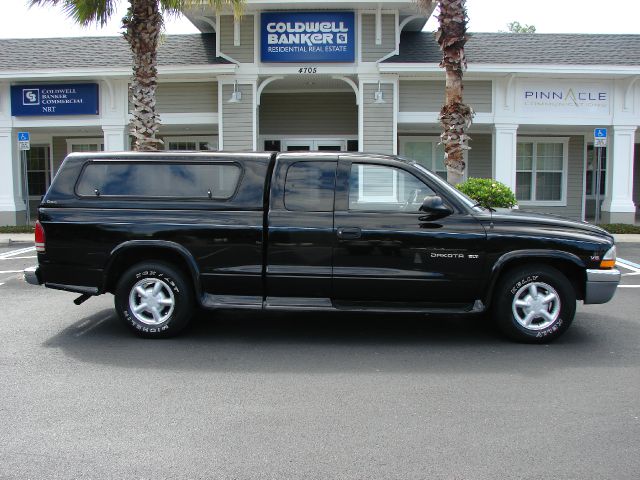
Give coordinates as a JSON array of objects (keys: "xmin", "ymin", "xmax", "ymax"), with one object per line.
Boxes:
[{"xmin": 348, "ymin": 164, "xmax": 436, "ymax": 212}]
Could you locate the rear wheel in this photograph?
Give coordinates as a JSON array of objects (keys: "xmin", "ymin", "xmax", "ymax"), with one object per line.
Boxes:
[
  {"xmin": 493, "ymin": 265, "xmax": 576, "ymax": 343},
  {"xmin": 114, "ymin": 262, "xmax": 194, "ymax": 338}
]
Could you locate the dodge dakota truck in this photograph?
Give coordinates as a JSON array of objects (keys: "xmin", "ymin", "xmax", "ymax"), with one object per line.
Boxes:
[{"xmin": 24, "ymin": 151, "xmax": 621, "ymax": 342}]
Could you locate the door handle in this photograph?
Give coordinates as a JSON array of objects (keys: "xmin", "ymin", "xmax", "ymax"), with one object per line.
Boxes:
[{"xmin": 337, "ymin": 227, "xmax": 361, "ymax": 240}]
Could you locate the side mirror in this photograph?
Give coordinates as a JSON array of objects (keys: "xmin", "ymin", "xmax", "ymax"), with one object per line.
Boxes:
[{"xmin": 419, "ymin": 196, "xmax": 453, "ymax": 221}]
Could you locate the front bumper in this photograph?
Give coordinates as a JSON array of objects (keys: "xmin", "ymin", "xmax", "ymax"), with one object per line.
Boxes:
[
  {"xmin": 24, "ymin": 266, "xmax": 42, "ymax": 286},
  {"xmin": 584, "ymin": 268, "xmax": 620, "ymax": 304}
]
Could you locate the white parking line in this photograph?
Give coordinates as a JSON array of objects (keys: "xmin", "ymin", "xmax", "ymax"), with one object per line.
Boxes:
[
  {"xmin": 73, "ymin": 315, "xmax": 111, "ymax": 337},
  {"xmin": 0, "ymin": 270, "xmax": 23, "ymax": 274},
  {"xmin": 0, "ymin": 246, "xmax": 36, "ymax": 259},
  {"xmin": 619, "ymin": 285, "xmax": 640, "ymax": 288},
  {"xmin": 0, "ymin": 256, "xmax": 36, "ymax": 260},
  {"xmin": 0, "ymin": 283, "xmax": 5, "ymax": 287},
  {"xmin": 616, "ymin": 258, "xmax": 640, "ymax": 275}
]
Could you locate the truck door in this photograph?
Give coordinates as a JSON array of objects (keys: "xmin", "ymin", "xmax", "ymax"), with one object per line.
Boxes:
[
  {"xmin": 266, "ymin": 154, "xmax": 337, "ymax": 306},
  {"xmin": 332, "ymin": 157, "xmax": 487, "ymax": 306}
]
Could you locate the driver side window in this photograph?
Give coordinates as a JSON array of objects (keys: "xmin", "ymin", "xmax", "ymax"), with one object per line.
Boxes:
[{"xmin": 348, "ymin": 164, "xmax": 436, "ymax": 212}]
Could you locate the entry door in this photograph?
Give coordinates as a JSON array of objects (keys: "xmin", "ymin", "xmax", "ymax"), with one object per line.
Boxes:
[{"xmin": 332, "ymin": 158, "xmax": 487, "ymax": 305}]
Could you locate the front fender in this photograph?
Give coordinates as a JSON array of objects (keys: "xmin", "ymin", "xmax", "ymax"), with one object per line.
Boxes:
[{"xmin": 484, "ymin": 249, "xmax": 586, "ymax": 307}]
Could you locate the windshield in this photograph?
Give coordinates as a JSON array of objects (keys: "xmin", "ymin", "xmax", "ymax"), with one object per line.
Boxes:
[{"xmin": 408, "ymin": 161, "xmax": 483, "ymax": 212}]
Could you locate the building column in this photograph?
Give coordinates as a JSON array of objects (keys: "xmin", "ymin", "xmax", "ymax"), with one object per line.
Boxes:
[
  {"xmin": 601, "ymin": 125, "xmax": 637, "ymax": 224},
  {"xmin": 493, "ymin": 123, "xmax": 519, "ymax": 191},
  {"xmin": 0, "ymin": 128, "xmax": 26, "ymax": 226},
  {"xmin": 102, "ymin": 125, "xmax": 129, "ymax": 151}
]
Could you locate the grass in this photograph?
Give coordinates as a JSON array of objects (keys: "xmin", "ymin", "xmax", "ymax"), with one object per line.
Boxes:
[
  {"xmin": 0, "ymin": 225, "xmax": 34, "ymax": 234},
  {"xmin": 598, "ymin": 223, "xmax": 640, "ymax": 234}
]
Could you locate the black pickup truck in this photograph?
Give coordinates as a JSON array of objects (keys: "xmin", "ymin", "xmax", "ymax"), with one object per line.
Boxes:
[{"xmin": 25, "ymin": 151, "xmax": 620, "ymax": 342}]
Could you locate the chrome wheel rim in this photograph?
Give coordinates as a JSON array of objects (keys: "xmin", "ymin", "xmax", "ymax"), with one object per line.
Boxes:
[
  {"xmin": 128, "ymin": 278, "xmax": 175, "ymax": 326},
  {"xmin": 512, "ymin": 281, "xmax": 560, "ymax": 331}
]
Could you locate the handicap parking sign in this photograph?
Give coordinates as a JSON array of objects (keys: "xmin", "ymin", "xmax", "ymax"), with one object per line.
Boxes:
[{"xmin": 17, "ymin": 132, "xmax": 30, "ymax": 142}]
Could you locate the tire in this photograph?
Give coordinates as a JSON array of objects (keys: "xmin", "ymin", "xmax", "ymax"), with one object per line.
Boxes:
[
  {"xmin": 492, "ymin": 265, "xmax": 576, "ymax": 343},
  {"xmin": 114, "ymin": 261, "xmax": 194, "ymax": 338}
]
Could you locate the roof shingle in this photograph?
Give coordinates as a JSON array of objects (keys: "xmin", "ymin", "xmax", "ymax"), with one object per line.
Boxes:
[
  {"xmin": 0, "ymin": 33, "xmax": 229, "ymax": 71},
  {"xmin": 385, "ymin": 32, "xmax": 640, "ymax": 65}
]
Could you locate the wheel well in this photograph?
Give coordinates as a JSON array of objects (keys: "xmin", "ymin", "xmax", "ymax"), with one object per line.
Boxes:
[
  {"xmin": 488, "ymin": 257, "xmax": 586, "ymax": 306},
  {"xmin": 104, "ymin": 246, "xmax": 197, "ymax": 295}
]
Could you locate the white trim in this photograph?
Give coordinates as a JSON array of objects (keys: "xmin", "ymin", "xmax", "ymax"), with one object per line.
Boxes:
[
  {"xmin": 252, "ymin": 80, "xmax": 258, "ymax": 150},
  {"xmin": 256, "ymin": 76, "xmax": 285, "ymax": 105},
  {"xmin": 379, "ymin": 63, "xmax": 640, "ymax": 76},
  {"xmin": 375, "ymin": 5, "xmax": 382, "ymax": 45},
  {"xmin": 356, "ymin": 11, "xmax": 362, "ymax": 65},
  {"xmin": 376, "ymin": 10, "xmax": 400, "ymax": 64},
  {"xmin": 582, "ymin": 136, "xmax": 588, "ymax": 221},
  {"xmin": 217, "ymin": 80, "xmax": 224, "ymax": 150},
  {"xmin": 234, "ymin": 17, "xmax": 241, "ymax": 47},
  {"xmin": 516, "ymin": 136, "xmax": 570, "ymax": 207},
  {"xmin": 392, "ymin": 75, "xmax": 398, "ymax": 155},
  {"xmin": 358, "ymin": 77, "xmax": 364, "ymax": 151},
  {"xmin": 331, "ymin": 76, "xmax": 359, "ymax": 105}
]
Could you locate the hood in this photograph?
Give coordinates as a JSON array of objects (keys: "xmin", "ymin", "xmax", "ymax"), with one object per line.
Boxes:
[{"xmin": 475, "ymin": 208, "xmax": 614, "ymax": 242}]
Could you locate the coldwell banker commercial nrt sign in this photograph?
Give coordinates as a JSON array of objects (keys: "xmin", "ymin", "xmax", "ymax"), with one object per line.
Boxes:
[
  {"xmin": 11, "ymin": 83, "xmax": 99, "ymax": 116},
  {"xmin": 261, "ymin": 11, "xmax": 355, "ymax": 63}
]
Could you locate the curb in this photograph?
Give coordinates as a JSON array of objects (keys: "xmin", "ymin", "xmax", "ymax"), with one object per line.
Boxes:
[
  {"xmin": 0, "ymin": 234, "xmax": 34, "ymax": 246},
  {"xmin": 613, "ymin": 234, "xmax": 640, "ymax": 243}
]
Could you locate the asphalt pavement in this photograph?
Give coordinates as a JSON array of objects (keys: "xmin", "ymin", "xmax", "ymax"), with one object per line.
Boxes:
[{"xmin": 0, "ymin": 242, "xmax": 639, "ymax": 479}]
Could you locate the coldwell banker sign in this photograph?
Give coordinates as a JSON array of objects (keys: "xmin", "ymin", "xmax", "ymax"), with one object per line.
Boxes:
[
  {"xmin": 261, "ymin": 11, "xmax": 355, "ymax": 63},
  {"xmin": 11, "ymin": 83, "xmax": 99, "ymax": 116}
]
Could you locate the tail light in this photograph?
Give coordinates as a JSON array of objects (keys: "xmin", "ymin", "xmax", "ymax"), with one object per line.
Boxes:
[{"xmin": 35, "ymin": 221, "xmax": 45, "ymax": 253}]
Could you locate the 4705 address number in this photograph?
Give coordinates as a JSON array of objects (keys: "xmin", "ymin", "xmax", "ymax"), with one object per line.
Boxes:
[{"xmin": 298, "ymin": 67, "xmax": 317, "ymax": 74}]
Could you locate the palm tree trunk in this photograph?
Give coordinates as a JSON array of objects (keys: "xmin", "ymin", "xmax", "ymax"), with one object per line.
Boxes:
[
  {"xmin": 435, "ymin": 0, "xmax": 473, "ymax": 185},
  {"xmin": 123, "ymin": 0, "xmax": 163, "ymax": 151}
]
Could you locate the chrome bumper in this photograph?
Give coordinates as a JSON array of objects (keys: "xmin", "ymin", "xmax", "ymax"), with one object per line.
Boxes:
[
  {"xmin": 24, "ymin": 266, "xmax": 42, "ymax": 286},
  {"xmin": 584, "ymin": 268, "xmax": 620, "ymax": 304}
]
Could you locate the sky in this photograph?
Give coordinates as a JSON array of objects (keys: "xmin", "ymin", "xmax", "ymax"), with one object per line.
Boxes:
[{"xmin": 0, "ymin": 0, "xmax": 638, "ymax": 38}]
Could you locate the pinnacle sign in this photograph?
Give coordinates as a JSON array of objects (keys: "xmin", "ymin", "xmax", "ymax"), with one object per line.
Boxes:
[
  {"xmin": 518, "ymin": 81, "xmax": 610, "ymax": 115},
  {"xmin": 261, "ymin": 12, "xmax": 355, "ymax": 63}
]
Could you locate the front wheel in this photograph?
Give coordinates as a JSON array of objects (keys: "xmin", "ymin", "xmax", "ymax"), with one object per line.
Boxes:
[
  {"xmin": 114, "ymin": 262, "xmax": 194, "ymax": 338},
  {"xmin": 493, "ymin": 265, "xmax": 576, "ymax": 343}
]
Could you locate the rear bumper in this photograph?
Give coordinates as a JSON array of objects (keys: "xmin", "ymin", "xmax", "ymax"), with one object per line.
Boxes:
[
  {"xmin": 24, "ymin": 266, "xmax": 43, "ymax": 286},
  {"xmin": 584, "ymin": 268, "xmax": 620, "ymax": 304}
]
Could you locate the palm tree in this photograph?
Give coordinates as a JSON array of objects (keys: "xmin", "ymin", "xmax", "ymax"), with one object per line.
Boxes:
[
  {"xmin": 28, "ymin": 0, "xmax": 244, "ymax": 151},
  {"xmin": 417, "ymin": 0, "xmax": 473, "ymax": 184}
]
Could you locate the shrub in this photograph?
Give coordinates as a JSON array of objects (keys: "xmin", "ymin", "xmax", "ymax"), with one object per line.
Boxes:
[
  {"xmin": 456, "ymin": 178, "xmax": 517, "ymax": 209},
  {"xmin": 598, "ymin": 223, "xmax": 640, "ymax": 234}
]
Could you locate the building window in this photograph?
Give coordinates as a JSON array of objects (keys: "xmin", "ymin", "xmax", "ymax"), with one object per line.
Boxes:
[
  {"xmin": 67, "ymin": 138, "xmax": 105, "ymax": 154},
  {"xmin": 399, "ymin": 136, "xmax": 448, "ymax": 180},
  {"xmin": 26, "ymin": 146, "xmax": 51, "ymax": 198},
  {"xmin": 516, "ymin": 138, "xmax": 568, "ymax": 205},
  {"xmin": 164, "ymin": 136, "xmax": 218, "ymax": 151},
  {"xmin": 585, "ymin": 144, "xmax": 606, "ymax": 197}
]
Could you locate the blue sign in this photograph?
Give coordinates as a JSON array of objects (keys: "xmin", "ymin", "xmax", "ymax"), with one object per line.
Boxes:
[
  {"xmin": 594, "ymin": 128, "xmax": 607, "ymax": 138},
  {"xmin": 11, "ymin": 83, "xmax": 99, "ymax": 116},
  {"xmin": 17, "ymin": 132, "xmax": 29, "ymax": 142},
  {"xmin": 261, "ymin": 11, "xmax": 355, "ymax": 63}
]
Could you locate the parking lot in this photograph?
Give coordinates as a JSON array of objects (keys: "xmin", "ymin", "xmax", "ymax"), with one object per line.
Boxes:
[{"xmin": 1, "ymin": 242, "xmax": 639, "ymax": 479}]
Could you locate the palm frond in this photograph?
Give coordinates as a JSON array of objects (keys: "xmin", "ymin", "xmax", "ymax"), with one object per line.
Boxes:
[{"xmin": 28, "ymin": 0, "xmax": 118, "ymax": 27}]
